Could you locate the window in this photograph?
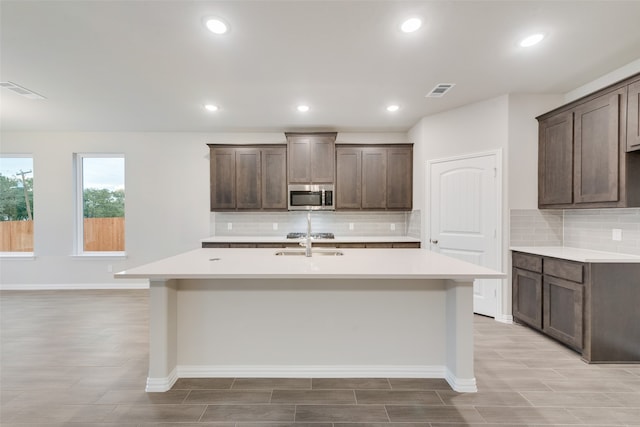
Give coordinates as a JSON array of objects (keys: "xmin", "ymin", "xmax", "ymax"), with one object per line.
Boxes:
[
  {"xmin": 75, "ymin": 154, "xmax": 125, "ymax": 254},
  {"xmin": 0, "ymin": 155, "xmax": 34, "ymax": 254}
]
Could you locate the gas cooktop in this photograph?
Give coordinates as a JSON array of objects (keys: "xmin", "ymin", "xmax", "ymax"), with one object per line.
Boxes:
[{"xmin": 286, "ymin": 232, "xmax": 335, "ymax": 239}]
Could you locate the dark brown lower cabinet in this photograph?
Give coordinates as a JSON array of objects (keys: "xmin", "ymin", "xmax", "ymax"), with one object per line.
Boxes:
[
  {"xmin": 512, "ymin": 268, "xmax": 542, "ymax": 330},
  {"xmin": 543, "ymin": 275, "xmax": 583, "ymax": 351},
  {"xmin": 512, "ymin": 251, "xmax": 640, "ymax": 362},
  {"xmin": 203, "ymin": 241, "xmax": 420, "ymax": 249}
]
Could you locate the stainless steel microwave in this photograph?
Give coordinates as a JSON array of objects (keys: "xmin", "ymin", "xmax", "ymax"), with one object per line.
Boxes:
[{"xmin": 288, "ymin": 184, "xmax": 335, "ymax": 211}]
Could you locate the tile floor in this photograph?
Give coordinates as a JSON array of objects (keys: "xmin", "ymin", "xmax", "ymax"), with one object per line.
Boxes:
[{"xmin": 1, "ymin": 290, "xmax": 639, "ymax": 426}]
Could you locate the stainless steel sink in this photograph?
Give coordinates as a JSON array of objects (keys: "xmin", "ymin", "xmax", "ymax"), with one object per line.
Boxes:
[{"xmin": 274, "ymin": 250, "xmax": 344, "ymax": 256}]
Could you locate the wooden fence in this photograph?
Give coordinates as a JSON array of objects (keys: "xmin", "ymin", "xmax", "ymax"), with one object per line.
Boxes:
[
  {"xmin": 0, "ymin": 220, "xmax": 33, "ymax": 252},
  {"xmin": 0, "ymin": 218, "xmax": 125, "ymax": 252},
  {"xmin": 83, "ymin": 217, "xmax": 125, "ymax": 251}
]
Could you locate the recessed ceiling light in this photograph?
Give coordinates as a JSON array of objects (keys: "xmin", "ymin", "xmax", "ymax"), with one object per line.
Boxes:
[
  {"xmin": 520, "ymin": 33, "xmax": 544, "ymax": 47},
  {"xmin": 297, "ymin": 105, "xmax": 310, "ymax": 113},
  {"xmin": 204, "ymin": 104, "xmax": 219, "ymax": 112},
  {"xmin": 204, "ymin": 17, "xmax": 229, "ymax": 35},
  {"xmin": 401, "ymin": 17, "xmax": 422, "ymax": 33},
  {"xmin": 386, "ymin": 105, "xmax": 400, "ymax": 112}
]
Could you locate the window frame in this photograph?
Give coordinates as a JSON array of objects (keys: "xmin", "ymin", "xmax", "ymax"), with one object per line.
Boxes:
[
  {"xmin": 74, "ymin": 153, "xmax": 126, "ymax": 257},
  {"xmin": 0, "ymin": 153, "xmax": 35, "ymax": 258}
]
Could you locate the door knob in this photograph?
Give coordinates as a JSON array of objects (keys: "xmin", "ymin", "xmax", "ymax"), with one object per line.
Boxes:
[{"xmin": 430, "ymin": 239, "xmax": 438, "ymax": 244}]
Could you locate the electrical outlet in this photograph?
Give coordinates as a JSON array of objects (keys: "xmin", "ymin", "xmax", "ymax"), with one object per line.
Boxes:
[
  {"xmin": 349, "ymin": 223, "xmax": 354, "ymax": 231},
  {"xmin": 390, "ymin": 223, "xmax": 396, "ymax": 231},
  {"xmin": 227, "ymin": 222, "xmax": 233, "ymax": 230},
  {"xmin": 612, "ymin": 228, "xmax": 623, "ymax": 241},
  {"xmin": 272, "ymin": 223, "xmax": 278, "ymax": 230}
]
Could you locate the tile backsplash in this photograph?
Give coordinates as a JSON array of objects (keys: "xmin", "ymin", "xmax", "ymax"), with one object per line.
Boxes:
[
  {"xmin": 510, "ymin": 208, "xmax": 640, "ymax": 256},
  {"xmin": 510, "ymin": 209, "xmax": 563, "ymax": 247},
  {"xmin": 564, "ymin": 208, "xmax": 640, "ymax": 255},
  {"xmin": 212, "ymin": 210, "xmax": 420, "ymax": 238}
]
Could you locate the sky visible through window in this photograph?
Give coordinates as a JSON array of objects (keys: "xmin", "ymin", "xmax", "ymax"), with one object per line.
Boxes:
[
  {"xmin": 0, "ymin": 157, "xmax": 33, "ymax": 179},
  {"xmin": 1, "ymin": 157, "xmax": 124, "ymax": 190},
  {"xmin": 82, "ymin": 157, "xmax": 124, "ymax": 191}
]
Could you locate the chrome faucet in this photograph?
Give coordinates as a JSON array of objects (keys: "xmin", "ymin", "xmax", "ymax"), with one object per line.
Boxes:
[{"xmin": 300, "ymin": 211, "xmax": 313, "ymax": 257}]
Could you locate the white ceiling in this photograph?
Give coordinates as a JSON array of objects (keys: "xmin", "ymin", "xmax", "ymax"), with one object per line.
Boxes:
[{"xmin": 2, "ymin": 0, "xmax": 640, "ymax": 133}]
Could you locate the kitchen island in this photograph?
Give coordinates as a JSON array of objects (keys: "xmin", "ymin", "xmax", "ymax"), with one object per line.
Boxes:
[{"xmin": 116, "ymin": 248, "xmax": 504, "ymax": 392}]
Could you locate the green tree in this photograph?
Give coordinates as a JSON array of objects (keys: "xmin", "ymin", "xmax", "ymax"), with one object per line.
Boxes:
[
  {"xmin": 83, "ymin": 188, "xmax": 125, "ymax": 218},
  {"xmin": 0, "ymin": 174, "xmax": 34, "ymax": 221}
]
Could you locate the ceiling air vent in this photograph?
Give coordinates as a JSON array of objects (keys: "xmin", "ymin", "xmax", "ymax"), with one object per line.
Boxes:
[
  {"xmin": 426, "ymin": 83, "xmax": 455, "ymax": 98},
  {"xmin": 0, "ymin": 81, "xmax": 46, "ymax": 99}
]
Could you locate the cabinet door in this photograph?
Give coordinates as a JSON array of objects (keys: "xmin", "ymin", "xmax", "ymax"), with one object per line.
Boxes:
[
  {"xmin": 262, "ymin": 147, "xmax": 287, "ymax": 209},
  {"xmin": 361, "ymin": 148, "xmax": 387, "ymax": 209},
  {"xmin": 386, "ymin": 147, "xmax": 412, "ymax": 209},
  {"xmin": 574, "ymin": 89, "xmax": 623, "ymax": 204},
  {"xmin": 287, "ymin": 134, "xmax": 336, "ymax": 184},
  {"xmin": 336, "ymin": 147, "xmax": 362, "ymax": 209},
  {"xmin": 512, "ymin": 267, "xmax": 542, "ymax": 329},
  {"xmin": 235, "ymin": 148, "xmax": 261, "ymax": 209},
  {"xmin": 310, "ymin": 136, "xmax": 336, "ymax": 183},
  {"xmin": 538, "ymin": 112, "xmax": 574, "ymax": 206},
  {"xmin": 210, "ymin": 147, "xmax": 236, "ymax": 210},
  {"xmin": 287, "ymin": 136, "xmax": 311, "ymax": 183},
  {"xmin": 627, "ymin": 80, "xmax": 640, "ymax": 152},
  {"xmin": 543, "ymin": 276, "xmax": 584, "ymax": 350}
]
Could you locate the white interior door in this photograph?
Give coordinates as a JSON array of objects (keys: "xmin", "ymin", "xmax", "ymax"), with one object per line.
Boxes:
[{"xmin": 429, "ymin": 152, "xmax": 500, "ymax": 317}]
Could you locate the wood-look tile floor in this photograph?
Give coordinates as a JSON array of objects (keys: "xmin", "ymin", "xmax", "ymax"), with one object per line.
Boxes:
[{"xmin": 1, "ymin": 290, "xmax": 639, "ymax": 426}]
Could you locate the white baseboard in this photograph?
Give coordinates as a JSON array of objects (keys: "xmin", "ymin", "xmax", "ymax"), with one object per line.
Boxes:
[
  {"xmin": 0, "ymin": 282, "xmax": 149, "ymax": 290},
  {"xmin": 495, "ymin": 313, "xmax": 514, "ymax": 324},
  {"xmin": 445, "ymin": 368, "xmax": 477, "ymax": 392},
  {"xmin": 145, "ymin": 364, "xmax": 477, "ymax": 393},
  {"xmin": 146, "ymin": 368, "xmax": 178, "ymax": 392},
  {"xmin": 177, "ymin": 364, "xmax": 447, "ymax": 379}
]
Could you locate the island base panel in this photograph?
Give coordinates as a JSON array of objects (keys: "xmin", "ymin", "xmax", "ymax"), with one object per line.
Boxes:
[{"xmin": 146, "ymin": 278, "xmax": 476, "ymax": 392}]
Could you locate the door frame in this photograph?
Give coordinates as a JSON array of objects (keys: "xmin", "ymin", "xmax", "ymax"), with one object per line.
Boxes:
[{"xmin": 425, "ymin": 149, "xmax": 506, "ymax": 322}]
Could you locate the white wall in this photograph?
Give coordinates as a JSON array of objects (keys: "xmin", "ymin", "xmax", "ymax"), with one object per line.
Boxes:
[
  {"xmin": 564, "ymin": 58, "xmax": 640, "ymax": 103},
  {"xmin": 0, "ymin": 131, "xmax": 407, "ymax": 288},
  {"xmin": 507, "ymin": 94, "xmax": 565, "ymax": 209}
]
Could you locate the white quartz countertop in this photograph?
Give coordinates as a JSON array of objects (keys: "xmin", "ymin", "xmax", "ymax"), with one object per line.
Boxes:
[
  {"xmin": 510, "ymin": 246, "xmax": 640, "ymax": 263},
  {"xmin": 116, "ymin": 248, "xmax": 504, "ymax": 280},
  {"xmin": 201, "ymin": 235, "xmax": 421, "ymax": 243}
]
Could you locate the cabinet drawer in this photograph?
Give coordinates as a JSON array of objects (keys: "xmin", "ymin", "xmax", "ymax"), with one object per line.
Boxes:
[
  {"xmin": 392, "ymin": 242, "xmax": 421, "ymax": 248},
  {"xmin": 512, "ymin": 252, "xmax": 542, "ymax": 273},
  {"xmin": 544, "ymin": 258, "xmax": 584, "ymax": 283},
  {"xmin": 202, "ymin": 243, "xmax": 230, "ymax": 248}
]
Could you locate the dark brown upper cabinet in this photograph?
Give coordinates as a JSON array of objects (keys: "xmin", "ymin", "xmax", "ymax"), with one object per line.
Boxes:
[
  {"xmin": 260, "ymin": 147, "xmax": 288, "ymax": 210},
  {"xmin": 538, "ymin": 112, "xmax": 574, "ymax": 206},
  {"xmin": 285, "ymin": 132, "xmax": 336, "ymax": 184},
  {"xmin": 386, "ymin": 147, "xmax": 413, "ymax": 209},
  {"xmin": 627, "ymin": 78, "xmax": 640, "ymax": 152},
  {"xmin": 335, "ymin": 147, "xmax": 362, "ymax": 209},
  {"xmin": 361, "ymin": 148, "xmax": 387, "ymax": 209},
  {"xmin": 537, "ymin": 72, "xmax": 640, "ymax": 209},
  {"xmin": 336, "ymin": 144, "xmax": 412, "ymax": 211},
  {"xmin": 209, "ymin": 145, "xmax": 287, "ymax": 211},
  {"xmin": 573, "ymin": 88, "xmax": 623, "ymax": 204}
]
